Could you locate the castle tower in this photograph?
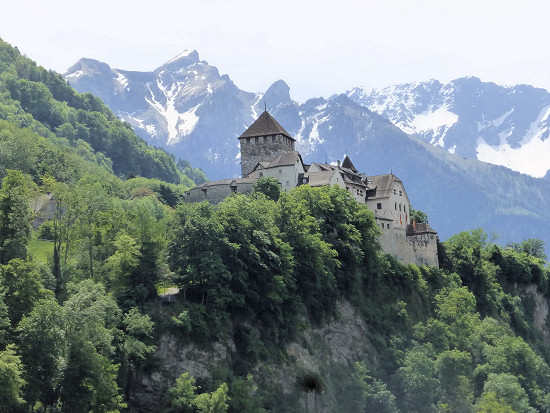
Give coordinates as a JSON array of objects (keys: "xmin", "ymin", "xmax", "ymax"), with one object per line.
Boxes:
[{"xmin": 238, "ymin": 110, "xmax": 296, "ymax": 177}]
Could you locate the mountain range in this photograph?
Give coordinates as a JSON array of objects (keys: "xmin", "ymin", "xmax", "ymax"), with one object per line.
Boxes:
[
  {"xmin": 347, "ymin": 78, "xmax": 550, "ymax": 178},
  {"xmin": 64, "ymin": 51, "xmax": 550, "ymax": 248}
]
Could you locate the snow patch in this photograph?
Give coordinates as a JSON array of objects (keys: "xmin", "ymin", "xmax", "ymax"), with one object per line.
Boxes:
[
  {"xmin": 65, "ymin": 70, "xmax": 84, "ymax": 79},
  {"xmin": 477, "ymin": 107, "xmax": 550, "ymax": 178},
  {"xmin": 116, "ymin": 72, "xmax": 129, "ymax": 90},
  {"xmin": 410, "ymin": 105, "xmax": 458, "ymax": 134},
  {"xmin": 145, "ymin": 79, "xmax": 200, "ymax": 144}
]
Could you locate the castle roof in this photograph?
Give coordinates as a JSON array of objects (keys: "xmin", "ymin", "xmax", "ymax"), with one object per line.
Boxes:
[
  {"xmin": 238, "ymin": 110, "xmax": 295, "ymax": 141},
  {"xmin": 367, "ymin": 174, "xmax": 404, "ymax": 199},
  {"xmin": 266, "ymin": 150, "xmax": 303, "ymax": 168},
  {"xmin": 306, "ymin": 170, "xmax": 336, "ymax": 187},
  {"xmin": 191, "ymin": 177, "xmax": 257, "ymax": 190},
  {"xmin": 341, "ymin": 155, "xmax": 358, "ymax": 173},
  {"xmin": 406, "ymin": 222, "xmax": 437, "ymax": 235}
]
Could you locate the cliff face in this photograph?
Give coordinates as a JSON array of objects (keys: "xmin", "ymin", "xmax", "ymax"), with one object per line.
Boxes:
[{"xmin": 131, "ymin": 302, "xmax": 376, "ymax": 412}]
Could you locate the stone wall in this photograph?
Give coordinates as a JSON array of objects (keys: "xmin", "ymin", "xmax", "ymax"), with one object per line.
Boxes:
[
  {"xmin": 239, "ymin": 134, "xmax": 295, "ymax": 177},
  {"xmin": 377, "ymin": 221, "xmax": 439, "ymax": 268},
  {"xmin": 185, "ymin": 180, "xmax": 255, "ymax": 204}
]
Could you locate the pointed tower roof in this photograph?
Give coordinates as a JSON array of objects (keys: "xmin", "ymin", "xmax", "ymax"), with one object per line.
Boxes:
[
  {"xmin": 341, "ymin": 155, "xmax": 358, "ymax": 173},
  {"xmin": 238, "ymin": 110, "xmax": 295, "ymax": 141}
]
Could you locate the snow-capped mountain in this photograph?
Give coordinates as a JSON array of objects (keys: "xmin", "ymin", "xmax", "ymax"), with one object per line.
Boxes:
[
  {"xmin": 64, "ymin": 54, "xmax": 550, "ymax": 249},
  {"xmin": 347, "ymin": 78, "xmax": 550, "ymax": 177}
]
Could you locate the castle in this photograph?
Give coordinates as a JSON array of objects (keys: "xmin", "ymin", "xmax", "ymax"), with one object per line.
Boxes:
[{"xmin": 185, "ymin": 110, "xmax": 439, "ymax": 268}]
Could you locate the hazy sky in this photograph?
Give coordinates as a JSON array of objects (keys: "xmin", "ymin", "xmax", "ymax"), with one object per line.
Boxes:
[{"xmin": 2, "ymin": 0, "xmax": 549, "ymax": 101}]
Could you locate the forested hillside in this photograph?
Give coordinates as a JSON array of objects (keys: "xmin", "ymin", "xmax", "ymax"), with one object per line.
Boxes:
[
  {"xmin": 1, "ymin": 38, "xmax": 550, "ymax": 412},
  {"xmin": 0, "ymin": 38, "xmax": 206, "ymax": 185}
]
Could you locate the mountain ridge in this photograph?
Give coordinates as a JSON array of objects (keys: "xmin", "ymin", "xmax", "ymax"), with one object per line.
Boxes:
[{"xmin": 347, "ymin": 77, "xmax": 550, "ymax": 178}]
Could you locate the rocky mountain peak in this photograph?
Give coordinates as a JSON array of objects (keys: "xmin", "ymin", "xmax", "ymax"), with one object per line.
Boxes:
[{"xmin": 160, "ymin": 49, "xmax": 200, "ymax": 70}]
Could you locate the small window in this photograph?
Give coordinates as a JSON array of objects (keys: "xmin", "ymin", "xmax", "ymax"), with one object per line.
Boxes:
[
  {"xmin": 246, "ymin": 138, "xmax": 250, "ymax": 144},
  {"xmin": 387, "ymin": 223, "xmax": 390, "ymax": 229},
  {"xmin": 285, "ymin": 180, "xmax": 289, "ymax": 186},
  {"xmin": 399, "ymin": 204, "xmax": 402, "ymax": 211},
  {"xmin": 399, "ymin": 190, "xmax": 402, "ymax": 196},
  {"xmin": 394, "ymin": 189, "xmax": 396, "ymax": 195},
  {"xmin": 259, "ymin": 172, "xmax": 263, "ymax": 177},
  {"xmin": 279, "ymin": 168, "xmax": 282, "ymax": 173},
  {"xmin": 272, "ymin": 136, "xmax": 276, "ymax": 142},
  {"xmin": 377, "ymin": 203, "xmax": 382, "ymax": 209},
  {"xmin": 255, "ymin": 137, "xmax": 259, "ymax": 144},
  {"xmin": 394, "ymin": 202, "xmax": 397, "ymax": 210}
]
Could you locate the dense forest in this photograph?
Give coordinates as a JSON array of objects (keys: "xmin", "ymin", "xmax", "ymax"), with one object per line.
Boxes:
[{"xmin": 1, "ymin": 37, "xmax": 550, "ymax": 412}]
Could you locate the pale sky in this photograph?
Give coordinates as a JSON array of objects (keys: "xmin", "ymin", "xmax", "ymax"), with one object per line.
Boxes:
[{"xmin": 2, "ymin": 0, "xmax": 550, "ymax": 102}]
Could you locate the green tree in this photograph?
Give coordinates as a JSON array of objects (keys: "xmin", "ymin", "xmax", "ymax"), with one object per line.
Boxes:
[
  {"xmin": 60, "ymin": 280, "xmax": 126, "ymax": 412},
  {"xmin": 0, "ymin": 259, "xmax": 45, "ymax": 326},
  {"xmin": 397, "ymin": 344, "xmax": 440, "ymax": 413},
  {"xmin": 409, "ymin": 206, "xmax": 428, "ymax": 224},
  {"xmin": 167, "ymin": 372, "xmax": 229, "ymax": 413},
  {"xmin": 252, "ymin": 177, "xmax": 281, "ymax": 201},
  {"xmin": 351, "ymin": 362, "xmax": 397, "ymax": 413},
  {"xmin": 17, "ymin": 298, "xmax": 67, "ymax": 408},
  {"xmin": 506, "ymin": 239, "xmax": 546, "ymax": 260},
  {"xmin": 228, "ymin": 374, "xmax": 266, "ymax": 413},
  {"xmin": 0, "ymin": 344, "xmax": 26, "ymax": 411},
  {"xmin": 475, "ymin": 392, "xmax": 514, "ymax": 413},
  {"xmin": 193, "ymin": 382, "xmax": 229, "ymax": 413},
  {"xmin": 168, "ymin": 202, "xmax": 231, "ymax": 306},
  {"xmin": 167, "ymin": 372, "xmax": 197, "ymax": 411},
  {"xmin": 0, "ymin": 170, "xmax": 36, "ymax": 264},
  {"xmin": 479, "ymin": 373, "xmax": 534, "ymax": 413}
]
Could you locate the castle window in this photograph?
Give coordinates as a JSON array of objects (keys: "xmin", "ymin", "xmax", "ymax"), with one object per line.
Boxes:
[
  {"xmin": 259, "ymin": 172, "xmax": 263, "ymax": 177},
  {"xmin": 399, "ymin": 190, "xmax": 402, "ymax": 196},
  {"xmin": 246, "ymin": 138, "xmax": 250, "ymax": 144},
  {"xmin": 399, "ymin": 204, "xmax": 402, "ymax": 211},
  {"xmin": 279, "ymin": 168, "xmax": 282, "ymax": 173},
  {"xmin": 394, "ymin": 189, "xmax": 396, "ymax": 195},
  {"xmin": 395, "ymin": 202, "xmax": 397, "ymax": 210},
  {"xmin": 387, "ymin": 223, "xmax": 390, "ymax": 229},
  {"xmin": 255, "ymin": 137, "xmax": 258, "ymax": 144},
  {"xmin": 272, "ymin": 136, "xmax": 276, "ymax": 142},
  {"xmin": 285, "ymin": 180, "xmax": 289, "ymax": 186},
  {"xmin": 377, "ymin": 203, "xmax": 382, "ymax": 209}
]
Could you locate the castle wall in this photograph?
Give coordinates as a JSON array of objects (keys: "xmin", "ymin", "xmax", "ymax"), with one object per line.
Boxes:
[
  {"xmin": 376, "ymin": 218, "xmax": 438, "ymax": 268},
  {"xmin": 185, "ymin": 181, "xmax": 255, "ymax": 204},
  {"xmin": 240, "ymin": 134, "xmax": 295, "ymax": 177},
  {"xmin": 248, "ymin": 163, "xmax": 304, "ymax": 191},
  {"xmin": 366, "ymin": 180, "xmax": 410, "ymax": 231}
]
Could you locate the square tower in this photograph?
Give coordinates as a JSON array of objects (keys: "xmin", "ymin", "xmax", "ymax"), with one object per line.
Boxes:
[{"xmin": 238, "ymin": 110, "xmax": 296, "ymax": 177}]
